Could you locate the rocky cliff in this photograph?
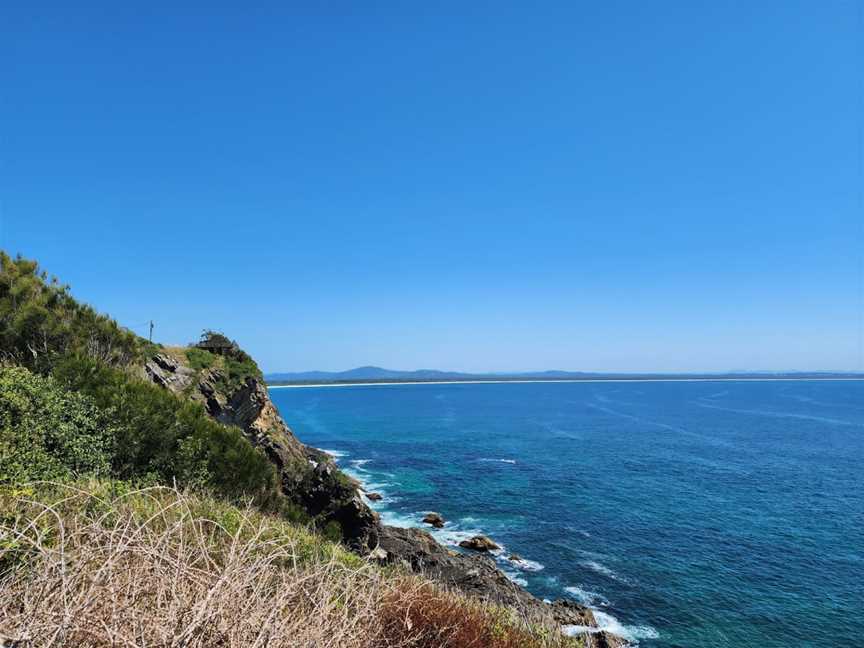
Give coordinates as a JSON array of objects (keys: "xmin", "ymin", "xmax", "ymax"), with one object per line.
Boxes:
[
  {"xmin": 143, "ymin": 351, "xmax": 378, "ymax": 551},
  {"xmin": 143, "ymin": 346, "xmax": 624, "ymax": 646}
]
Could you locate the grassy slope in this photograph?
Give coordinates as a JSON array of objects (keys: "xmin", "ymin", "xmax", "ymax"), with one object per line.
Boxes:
[{"xmin": 0, "ymin": 482, "xmax": 580, "ymax": 648}]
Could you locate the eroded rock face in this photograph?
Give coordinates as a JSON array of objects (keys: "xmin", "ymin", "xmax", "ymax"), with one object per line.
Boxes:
[
  {"xmin": 142, "ymin": 352, "xmax": 379, "ymax": 551},
  {"xmin": 295, "ymin": 449, "xmax": 379, "ymax": 551}
]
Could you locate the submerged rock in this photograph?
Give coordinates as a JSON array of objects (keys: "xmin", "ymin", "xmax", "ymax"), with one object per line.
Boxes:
[
  {"xmin": 458, "ymin": 535, "xmax": 499, "ymax": 552},
  {"xmin": 508, "ymin": 553, "xmax": 522, "ymax": 561},
  {"xmin": 365, "ymin": 492, "xmax": 383, "ymax": 501},
  {"xmin": 422, "ymin": 512, "xmax": 445, "ymax": 528}
]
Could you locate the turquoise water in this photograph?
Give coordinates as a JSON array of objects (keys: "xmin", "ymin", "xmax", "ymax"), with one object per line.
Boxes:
[{"xmin": 269, "ymin": 380, "xmax": 864, "ymax": 647}]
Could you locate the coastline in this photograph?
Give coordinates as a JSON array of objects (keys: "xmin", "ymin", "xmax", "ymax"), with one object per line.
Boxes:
[
  {"xmin": 327, "ymin": 448, "xmax": 649, "ymax": 646},
  {"xmin": 269, "ymin": 377, "xmax": 864, "ymax": 389}
]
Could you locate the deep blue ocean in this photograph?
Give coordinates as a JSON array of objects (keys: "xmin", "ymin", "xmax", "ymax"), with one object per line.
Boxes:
[{"xmin": 269, "ymin": 380, "xmax": 864, "ymax": 647}]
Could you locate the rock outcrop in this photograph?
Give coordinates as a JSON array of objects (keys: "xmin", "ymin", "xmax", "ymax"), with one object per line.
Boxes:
[
  {"xmin": 459, "ymin": 534, "xmax": 499, "ymax": 551},
  {"xmin": 376, "ymin": 526, "xmax": 537, "ymax": 610},
  {"xmin": 142, "ymin": 351, "xmax": 378, "ymax": 551},
  {"xmin": 422, "ymin": 512, "xmax": 445, "ymax": 528},
  {"xmin": 375, "ymin": 526, "xmax": 624, "ymax": 645}
]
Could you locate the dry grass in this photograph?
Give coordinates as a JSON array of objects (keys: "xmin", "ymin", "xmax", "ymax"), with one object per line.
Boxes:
[{"xmin": 0, "ymin": 482, "xmax": 580, "ymax": 648}]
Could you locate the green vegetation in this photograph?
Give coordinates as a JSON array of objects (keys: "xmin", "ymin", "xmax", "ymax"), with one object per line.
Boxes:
[
  {"xmin": 0, "ymin": 251, "xmax": 147, "ymax": 374},
  {"xmin": 49, "ymin": 355, "xmax": 303, "ymax": 518},
  {"xmin": 0, "ymin": 367, "xmax": 113, "ymax": 484},
  {"xmin": 0, "ymin": 253, "xmax": 304, "ymax": 521},
  {"xmin": 184, "ymin": 345, "xmax": 217, "ymax": 370},
  {"xmin": 193, "ymin": 329, "xmax": 264, "ymax": 391},
  {"xmin": 0, "ymin": 252, "xmax": 583, "ymax": 647}
]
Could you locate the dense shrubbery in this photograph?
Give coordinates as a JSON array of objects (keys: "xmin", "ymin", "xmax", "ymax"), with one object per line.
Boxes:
[
  {"xmin": 0, "ymin": 360, "xmax": 302, "ymax": 521},
  {"xmin": 0, "ymin": 367, "xmax": 113, "ymax": 484},
  {"xmin": 0, "ymin": 252, "xmax": 146, "ymax": 373},
  {"xmin": 50, "ymin": 355, "xmax": 297, "ymax": 515}
]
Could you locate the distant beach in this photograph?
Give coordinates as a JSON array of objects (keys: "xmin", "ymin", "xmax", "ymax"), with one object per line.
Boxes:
[{"xmin": 268, "ymin": 377, "xmax": 864, "ymax": 389}]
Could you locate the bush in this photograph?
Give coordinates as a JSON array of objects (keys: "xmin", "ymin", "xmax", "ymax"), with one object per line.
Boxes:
[
  {"xmin": 50, "ymin": 355, "xmax": 287, "ymax": 511},
  {"xmin": 0, "ymin": 366, "xmax": 113, "ymax": 484},
  {"xmin": 0, "ymin": 252, "xmax": 146, "ymax": 373},
  {"xmin": 184, "ymin": 346, "xmax": 217, "ymax": 371}
]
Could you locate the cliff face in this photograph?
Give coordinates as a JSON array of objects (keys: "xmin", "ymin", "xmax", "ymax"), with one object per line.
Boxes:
[
  {"xmin": 144, "ymin": 349, "xmax": 623, "ymax": 646},
  {"xmin": 143, "ymin": 352, "xmax": 378, "ymax": 551}
]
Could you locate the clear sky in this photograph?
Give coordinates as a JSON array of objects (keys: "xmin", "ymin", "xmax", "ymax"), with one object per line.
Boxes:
[{"xmin": 1, "ymin": 2, "xmax": 861, "ymax": 373}]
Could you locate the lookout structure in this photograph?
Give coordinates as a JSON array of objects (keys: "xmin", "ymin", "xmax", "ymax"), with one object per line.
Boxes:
[{"xmin": 194, "ymin": 331, "xmax": 238, "ymax": 357}]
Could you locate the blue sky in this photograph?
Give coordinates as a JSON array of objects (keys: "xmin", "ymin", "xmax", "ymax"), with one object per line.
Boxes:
[{"xmin": 1, "ymin": 2, "xmax": 861, "ymax": 373}]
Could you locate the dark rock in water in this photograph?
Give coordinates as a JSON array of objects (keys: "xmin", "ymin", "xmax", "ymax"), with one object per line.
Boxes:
[
  {"xmin": 458, "ymin": 535, "xmax": 499, "ymax": 551},
  {"xmin": 550, "ymin": 600, "xmax": 628, "ymax": 647},
  {"xmin": 508, "ymin": 553, "xmax": 522, "ymax": 561},
  {"xmin": 549, "ymin": 599, "xmax": 596, "ymax": 626},
  {"xmin": 377, "ymin": 526, "xmax": 536, "ymax": 610},
  {"xmin": 365, "ymin": 492, "xmax": 383, "ymax": 501},
  {"xmin": 422, "ymin": 512, "xmax": 445, "ymax": 528},
  {"xmin": 376, "ymin": 526, "xmax": 626, "ymax": 644}
]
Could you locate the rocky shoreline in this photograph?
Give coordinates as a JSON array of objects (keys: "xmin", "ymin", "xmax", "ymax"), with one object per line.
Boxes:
[{"xmin": 144, "ymin": 351, "xmax": 627, "ymax": 647}]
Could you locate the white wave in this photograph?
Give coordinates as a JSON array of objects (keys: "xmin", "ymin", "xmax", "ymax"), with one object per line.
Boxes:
[
  {"xmin": 501, "ymin": 570, "xmax": 528, "ymax": 586},
  {"xmin": 478, "ymin": 458, "xmax": 517, "ymax": 464},
  {"xmin": 379, "ymin": 510, "xmax": 419, "ymax": 528},
  {"xmin": 320, "ymin": 449, "xmax": 349, "ymax": 460},
  {"xmin": 349, "ymin": 458, "xmax": 372, "ymax": 469},
  {"xmin": 594, "ymin": 611, "xmax": 659, "ymax": 642},
  {"xmin": 563, "ymin": 611, "xmax": 658, "ymax": 644},
  {"xmin": 504, "ymin": 556, "xmax": 544, "ymax": 572},
  {"xmin": 580, "ymin": 560, "xmax": 632, "ymax": 584},
  {"xmin": 430, "ymin": 524, "xmax": 486, "ymax": 547},
  {"xmin": 564, "ymin": 585, "xmax": 609, "ymax": 607}
]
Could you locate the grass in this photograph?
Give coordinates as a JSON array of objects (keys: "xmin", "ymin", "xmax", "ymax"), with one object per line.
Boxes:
[{"xmin": 0, "ymin": 481, "xmax": 581, "ymax": 648}]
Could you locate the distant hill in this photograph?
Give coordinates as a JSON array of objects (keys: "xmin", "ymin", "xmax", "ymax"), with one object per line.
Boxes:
[
  {"xmin": 266, "ymin": 366, "xmax": 477, "ymax": 382},
  {"xmin": 265, "ymin": 366, "xmax": 864, "ymax": 384},
  {"xmin": 266, "ymin": 366, "xmax": 610, "ymax": 383}
]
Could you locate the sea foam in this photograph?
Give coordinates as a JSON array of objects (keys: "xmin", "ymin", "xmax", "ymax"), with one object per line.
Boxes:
[
  {"xmin": 563, "ymin": 611, "xmax": 658, "ymax": 644},
  {"xmin": 564, "ymin": 585, "xmax": 609, "ymax": 607},
  {"xmin": 580, "ymin": 560, "xmax": 632, "ymax": 585},
  {"xmin": 320, "ymin": 449, "xmax": 349, "ymax": 460}
]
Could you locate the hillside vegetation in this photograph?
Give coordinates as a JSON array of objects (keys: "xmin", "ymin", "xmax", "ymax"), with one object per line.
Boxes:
[
  {"xmin": 0, "ymin": 482, "xmax": 577, "ymax": 648},
  {"xmin": 0, "ymin": 252, "xmax": 583, "ymax": 647}
]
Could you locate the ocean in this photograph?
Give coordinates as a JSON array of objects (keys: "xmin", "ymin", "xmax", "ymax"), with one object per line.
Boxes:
[{"xmin": 268, "ymin": 380, "xmax": 864, "ymax": 647}]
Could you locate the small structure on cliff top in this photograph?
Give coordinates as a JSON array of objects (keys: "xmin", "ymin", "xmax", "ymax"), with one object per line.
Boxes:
[{"xmin": 195, "ymin": 330, "xmax": 239, "ymax": 356}]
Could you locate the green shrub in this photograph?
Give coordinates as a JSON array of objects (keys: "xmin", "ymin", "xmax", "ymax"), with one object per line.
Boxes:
[
  {"xmin": 0, "ymin": 366, "xmax": 113, "ymax": 484},
  {"xmin": 0, "ymin": 252, "xmax": 147, "ymax": 373},
  {"xmin": 51, "ymin": 355, "xmax": 284, "ymax": 509},
  {"xmin": 184, "ymin": 346, "xmax": 216, "ymax": 371}
]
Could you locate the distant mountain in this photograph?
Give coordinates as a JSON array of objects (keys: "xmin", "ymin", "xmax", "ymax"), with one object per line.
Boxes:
[
  {"xmin": 265, "ymin": 366, "xmax": 864, "ymax": 384},
  {"xmin": 265, "ymin": 366, "xmax": 605, "ymax": 383},
  {"xmin": 266, "ymin": 366, "xmax": 477, "ymax": 382}
]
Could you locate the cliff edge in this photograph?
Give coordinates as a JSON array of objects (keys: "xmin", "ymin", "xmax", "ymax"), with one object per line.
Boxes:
[{"xmin": 142, "ymin": 336, "xmax": 624, "ymax": 646}]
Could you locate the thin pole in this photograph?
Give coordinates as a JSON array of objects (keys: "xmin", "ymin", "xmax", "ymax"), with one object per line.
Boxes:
[{"xmin": 149, "ymin": 320, "xmax": 154, "ymax": 343}]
